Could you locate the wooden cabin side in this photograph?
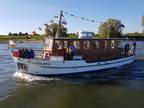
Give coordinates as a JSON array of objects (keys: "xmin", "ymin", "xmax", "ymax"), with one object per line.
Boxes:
[{"xmin": 44, "ymin": 38, "xmax": 123, "ymax": 62}]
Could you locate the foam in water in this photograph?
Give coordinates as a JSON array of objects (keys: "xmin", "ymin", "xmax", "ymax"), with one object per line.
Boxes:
[{"xmin": 13, "ymin": 71, "xmax": 60, "ymax": 82}]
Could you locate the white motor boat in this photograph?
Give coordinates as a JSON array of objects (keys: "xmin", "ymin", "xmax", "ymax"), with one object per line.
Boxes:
[{"xmin": 11, "ymin": 37, "xmax": 136, "ymax": 76}]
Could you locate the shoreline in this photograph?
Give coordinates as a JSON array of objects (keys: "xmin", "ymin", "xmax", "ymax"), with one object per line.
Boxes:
[
  {"xmin": 0, "ymin": 40, "xmax": 43, "ymax": 44},
  {"xmin": 0, "ymin": 38, "xmax": 144, "ymax": 44}
]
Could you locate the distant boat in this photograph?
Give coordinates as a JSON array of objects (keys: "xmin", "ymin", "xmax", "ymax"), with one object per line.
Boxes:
[{"xmin": 8, "ymin": 40, "xmax": 16, "ymax": 48}]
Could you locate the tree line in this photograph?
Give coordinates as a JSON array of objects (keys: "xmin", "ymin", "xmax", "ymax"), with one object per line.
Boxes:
[
  {"xmin": 8, "ymin": 18, "xmax": 142, "ymax": 38},
  {"xmin": 8, "ymin": 32, "xmax": 29, "ymax": 36}
]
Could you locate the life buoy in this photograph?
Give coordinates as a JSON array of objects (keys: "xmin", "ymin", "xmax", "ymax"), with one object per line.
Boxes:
[
  {"xmin": 44, "ymin": 52, "xmax": 50, "ymax": 59},
  {"xmin": 42, "ymin": 51, "xmax": 50, "ymax": 60}
]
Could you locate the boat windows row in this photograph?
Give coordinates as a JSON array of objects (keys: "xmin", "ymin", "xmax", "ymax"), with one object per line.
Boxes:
[{"xmin": 52, "ymin": 40, "xmax": 117, "ymax": 50}]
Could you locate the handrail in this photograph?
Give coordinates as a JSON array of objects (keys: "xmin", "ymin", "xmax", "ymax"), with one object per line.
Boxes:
[{"xmin": 13, "ymin": 47, "xmax": 44, "ymax": 51}]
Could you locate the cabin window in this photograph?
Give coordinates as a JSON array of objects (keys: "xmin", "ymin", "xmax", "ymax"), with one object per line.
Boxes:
[
  {"xmin": 94, "ymin": 40, "xmax": 99, "ymax": 48},
  {"xmin": 49, "ymin": 40, "xmax": 53, "ymax": 49},
  {"xmin": 111, "ymin": 40, "xmax": 115, "ymax": 49},
  {"xmin": 44, "ymin": 39, "xmax": 50, "ymax": 47},
  {"xmin": 44, "ymin": 39, "xmax": 53, "ymax": 49},
  {"xmin": 73, "ymin": 41, "xmax": 77, "ymax": 48},
  {"xmin": 73, "ymin": 41, "xmax": 80, "ymax": 49},
  {"xmin": 76, "ymin": 41, "xmax": 80, "ymax": 49},
  {"xmin": 104, "ymin": 41, "xmax": 107, "ymax": 49},
  {"xmin": 54, "ymin": 40, "xmax": 62, "ymax": 49},
  {"xmin": 64, "ymin": 41, "xmax": 68, "ymax": 49},
  {"xmin": 84, "ymin": 41, "xmax": 90, "ymax": 50}
]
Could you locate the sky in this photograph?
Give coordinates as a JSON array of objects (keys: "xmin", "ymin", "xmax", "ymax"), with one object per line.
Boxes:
[{"xmin": 0, "ymin": 0, "xmax": 144, "ymax": 35}]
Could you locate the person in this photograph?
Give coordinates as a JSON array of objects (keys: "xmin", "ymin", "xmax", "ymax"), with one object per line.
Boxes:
[
  {"xmin": 68, "ymin": 44, "xmax": 76, "ymax": 60},
  {"xmin": 55, "ymin": 41, "xmax": 60, "ymax": 49},
  {"xmin": 30, "ymin": 49, "xmax": 34, "ymax": 59},
  {"xmin": 12, "ymin": 50, "xmax": 20, "ymax": 58},
  {"xmin": 25, "ymin": 48, "xmax": 29, "ymax": 59},
  {"xmin": 133, "ymin": 38, "xmax": 136, "ymax": 52},
  {"xmin": 125, "ymin": 41, "xmax": 130, "ymax": 56},
  {"xmin": 22, "ymin": 48, "xmax": 26, "ymax": 58},
  {"xmin": 19, "ymin": 49, "xmax": 23, "ymax": 58}
]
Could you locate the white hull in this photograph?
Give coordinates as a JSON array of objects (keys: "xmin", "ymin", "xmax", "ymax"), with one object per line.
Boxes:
[{"xmin": 14, "ymin": 55, "xmax": 135, "ymax": 76}]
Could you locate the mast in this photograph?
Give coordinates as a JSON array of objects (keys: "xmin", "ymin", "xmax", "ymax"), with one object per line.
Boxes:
[{"xmin": 56, "ymin": 10, "xmax": 63, "ymax": 38}]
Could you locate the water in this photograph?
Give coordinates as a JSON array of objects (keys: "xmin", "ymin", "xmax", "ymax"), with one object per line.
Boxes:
[{"xmin": 0, "ymin": 42, "xmax": 144, "ymax": 108}]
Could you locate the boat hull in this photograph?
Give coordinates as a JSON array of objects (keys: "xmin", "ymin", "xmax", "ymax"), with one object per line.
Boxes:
[{"xmin": 14, "ymin": 55, "xmax": 135, "ymax": 76}]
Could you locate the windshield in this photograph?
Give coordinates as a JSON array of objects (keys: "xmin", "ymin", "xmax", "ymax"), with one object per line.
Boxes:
[{"xmin": 44, "ymin": 39, "xmax": 53, "ymax": 49}]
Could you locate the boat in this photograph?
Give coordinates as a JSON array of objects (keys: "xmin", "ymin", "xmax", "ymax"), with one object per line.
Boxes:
[
  {"xmin": 11, "ymin": 11, "xmax": 136, "ymax": 77},
  {"xmin": 11, "ymin": 37, "xmax": 136, "ymax": 76}
]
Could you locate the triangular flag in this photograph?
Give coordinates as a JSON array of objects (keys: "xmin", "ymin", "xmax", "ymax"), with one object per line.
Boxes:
[
  {"xmin": 38, "ymin": 27, "xmax": 42, "ymax": 31},
  {"xmin": 54, "ymin": 16, "xmax": 58, "ymax": 18},
  {"xmin": 44, "ymin": 23, "xmax": 48, "ymax": 26}
]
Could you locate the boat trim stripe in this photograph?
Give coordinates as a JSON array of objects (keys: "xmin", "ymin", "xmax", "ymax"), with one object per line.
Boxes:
[{"xmin": 36, "ymin": 56, "xmax": 135, "ymax": 69}]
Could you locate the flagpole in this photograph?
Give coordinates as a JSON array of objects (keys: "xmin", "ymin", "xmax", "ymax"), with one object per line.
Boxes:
[{"xmin": 56, "ymin": 10, "xmax": 63, "ymax": 38}]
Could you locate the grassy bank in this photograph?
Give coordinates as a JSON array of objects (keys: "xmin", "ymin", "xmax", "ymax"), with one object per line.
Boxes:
[
  {"xmin": 0, "ymin": 34, "xmax": 144, "ymax": 42},
  {"xmin": 0, "ymin": 34, "xmax": 78, "ymax": 42},
  {"xmin": 0, "ymin": 35, "xmax": 43, "ymax": 42}
]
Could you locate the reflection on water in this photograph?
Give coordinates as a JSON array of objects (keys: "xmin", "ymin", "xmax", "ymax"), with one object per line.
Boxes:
[{"xmin": 0, "ymin": 42, "xmax": 143, "ymax": 108}]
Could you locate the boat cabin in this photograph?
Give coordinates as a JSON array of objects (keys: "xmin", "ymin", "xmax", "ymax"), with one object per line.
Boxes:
[{"xmin": 42, "ymin": 38, "xmax": 135, "ymax": 62}]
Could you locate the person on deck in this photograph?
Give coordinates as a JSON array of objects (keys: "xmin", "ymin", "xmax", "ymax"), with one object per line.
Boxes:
[
  {"xmin": 68, "ymin": 43, "xmax": 76, "ymax": 60},
  {"xmin": 125, "ymin": 41, "xmax": 130, "ymax": 56},
  {"xmin": 133, "ymin": 39, "xmax": 136, "ymax": 53},
  {"xmin": 30, "ymin": 49, "xmax": 34, "ymax": 59}
]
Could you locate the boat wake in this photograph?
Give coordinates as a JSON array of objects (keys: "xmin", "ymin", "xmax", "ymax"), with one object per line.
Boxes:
[{"xmin": 13, "ymin": 71, "xmax": 60, "ymax": 82}]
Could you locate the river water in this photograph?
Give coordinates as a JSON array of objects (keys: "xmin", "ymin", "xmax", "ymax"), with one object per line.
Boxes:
[{"xmin": 0, "ymin": 42, "xmax": 144, "ymax": 108}]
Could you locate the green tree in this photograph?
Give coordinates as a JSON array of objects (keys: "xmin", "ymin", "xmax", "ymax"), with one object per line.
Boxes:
[
  {"xmin": 98, "ymin": 18, "xmax": 124, "ymax": 38},
  {"xmin": 8, "ymin": 32, "xmax": 12, "ymax": 36},
  {"xmin": 45, "ymin": 23, "xmax": 67, "ymax": 37}
]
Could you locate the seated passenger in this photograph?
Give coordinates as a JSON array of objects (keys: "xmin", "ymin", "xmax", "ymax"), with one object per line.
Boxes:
[
  {"xmin": 30, "ymin": 49, "xmax": 34, "ymax": 59},
  {"xmin": 67, "ymin": 43, "xmax": 76, "ymax": 60},
  {"xmin": 12, "ymin": 51, "xmax": 20, "ymax": 58}
]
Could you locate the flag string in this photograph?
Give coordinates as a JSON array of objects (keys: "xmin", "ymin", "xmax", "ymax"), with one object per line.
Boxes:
[
  {"xmin": 63, "ymin": 11, "xmax": 103, "ymax": 24},
  {"xmin": 35, "ymin": 10, "xmax": 104, "ymax": 33}
]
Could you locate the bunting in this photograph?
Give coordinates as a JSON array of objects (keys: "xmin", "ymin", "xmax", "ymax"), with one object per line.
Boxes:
[
  {"xmin": 64, "ymin": 11, "xmax": 103, "ymax": 24},
  {"xmin": 54, "ymin": 16, "xmax": 58, "ymax": 18},
  {"xmin": 38, "ymin": 27, "xmax": 42, "ymax": 31},
  {"xmin": 50, "ymin": 20, "xmax": 54, "ymax": 23},
  {"xmin": 62, "ymin": 20, "xmax": 67, "ymax": 25},
  {"xmin": 44, "ymin": 23, "xmax": 48, "ymax": 26},
  {"xmin": 32, "ymin": 10, "xmax": 104, "ymax": 34}
]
